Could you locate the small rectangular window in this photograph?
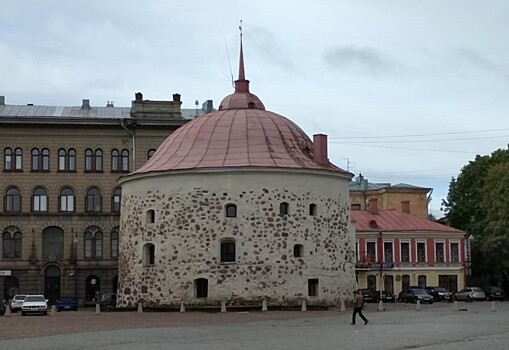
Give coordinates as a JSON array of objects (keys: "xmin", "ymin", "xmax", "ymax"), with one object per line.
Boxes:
[
  {"xmin": 351, "ymin": 204, "xmax": 361, "ymax": 210},
  {"xmin": 400, "ymin": 242, "xmax": 410, "ymax": 262},
  {"xmin": 308, "ymin": 279, "xmax": 319, "ymax": 297}
]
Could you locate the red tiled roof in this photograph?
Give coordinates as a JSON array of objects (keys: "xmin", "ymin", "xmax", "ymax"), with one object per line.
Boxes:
[
  {"xmin": 351, "ymin": 210, "xmax": 464, "ymax": 233},
  {"xmin": 133, "ymin": 108, "xmax": 348, "ymax": 175}
]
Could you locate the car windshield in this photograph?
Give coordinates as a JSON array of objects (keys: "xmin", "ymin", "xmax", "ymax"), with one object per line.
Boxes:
[
  {"xmin": 14, "ymin": 295, "xmax": 26, "ymax": 301},
  {"xmin": 489, "ymin": 287, "xmax": 503, "ymax": 292},
  {"xmin": 24, "ymin": 296, "xmax": 45, "ymax": 302},
  {"xmin": 435, "ymin": 288, "xmax": 447, "ymax": 292},
  {"xmin": 472, "ymin": 288, "xmax": 483, "ymax": 292},
  {"xmin": 413, "ymin": 290, "xmax": 428, "ymax": 295}
]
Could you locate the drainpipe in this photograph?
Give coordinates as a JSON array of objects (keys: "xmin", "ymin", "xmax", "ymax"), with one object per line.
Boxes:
[
  {"xmin": 121, "ymin": 119, "xmax": 136, "ymax": 169},
  {"xmin": 378, "ymin": 231, "xmax": 383, "ymax": 301}
]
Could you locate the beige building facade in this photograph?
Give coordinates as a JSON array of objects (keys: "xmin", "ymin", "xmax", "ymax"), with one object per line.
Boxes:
[{"xmin": 0, "ymin": 93, "xmax": 212, "ymax": 305}]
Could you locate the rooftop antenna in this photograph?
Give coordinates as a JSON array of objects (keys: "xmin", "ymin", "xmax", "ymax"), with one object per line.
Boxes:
[
  {"xmin": 223, "ymin": 36, "xmax": 234, "ymax": 88},
  {"xmin": 195, "ymin": 100, "xmax": 199, "ymax": 117}
]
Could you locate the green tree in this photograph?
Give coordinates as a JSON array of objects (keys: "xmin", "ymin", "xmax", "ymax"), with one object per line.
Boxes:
[{"xmin": 442, "ymin": 148, "xmax": 509, "ymax": 284}]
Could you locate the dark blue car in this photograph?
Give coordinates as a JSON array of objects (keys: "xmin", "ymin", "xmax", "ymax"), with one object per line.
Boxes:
[{"xmin": 57, "ymin": 297, "xmax": 78, "ymax": 311}]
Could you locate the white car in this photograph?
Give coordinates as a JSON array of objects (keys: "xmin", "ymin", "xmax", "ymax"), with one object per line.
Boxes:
[
  {"xmin": 10, "ymin": 295, "xmax": 26, "ymax": 312},
  {"xmin": 21, "ymin": 295, "xmax": 48, "ymax": 316}
]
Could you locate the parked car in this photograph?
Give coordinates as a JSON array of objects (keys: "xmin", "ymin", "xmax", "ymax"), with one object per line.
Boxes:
[
  {"xmin": 400, "ymin": 288, "xmax": 434, "ymax": 304},
  {"xmin": 100, "ymin": 293, "xmax": 117, "ymax": 308},
  {"xmin": 57, "ymin": 297, "xmax": 78, "ymax": 311},
  {"xmin": 360, "ymin": 289, "xmax": 375, "ymax": 303},
  {"xmin": 482, "ymin": 286, "xmax": 505, "ymax": 301},
  {"xmin": 21, "ymin": 295, "xmax": 48, "ymax": 316},
  {"xmin": 373, "ymin": 290, "xmax": 396, "ymax": 303},
  {"xmin": 453, "ymin": 287, "xmax": 486, "ymax": 302},
  {"xmin": 426, "ymin": 287, "xmax": 453, "ymax": 302},
  {"xmin": 10, "ymin": 294, "xmax": 26, "ymax": 313}
]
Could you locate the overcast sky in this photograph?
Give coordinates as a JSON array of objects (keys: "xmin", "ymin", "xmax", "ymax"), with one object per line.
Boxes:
[{"xmin": 2, "ymin": 1, "xmax": 509, "ymax": 216}]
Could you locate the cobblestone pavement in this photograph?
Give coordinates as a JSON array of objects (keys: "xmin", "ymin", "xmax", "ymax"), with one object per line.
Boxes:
[{"xmin": 1, "ymin": 301, "xmax": 508, "ymax": 350}]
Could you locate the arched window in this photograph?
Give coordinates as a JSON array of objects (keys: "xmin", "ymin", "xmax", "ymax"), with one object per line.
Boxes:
[
  {"xmin": 31, "ymin": 148, "xmax": 49, "ymax": 171},
  {"xmin": 194, "ymin": 278, "xmax": 208, "ymax": 298},
  {"xmin": 225, "ymin": 203, "xmax": 237, "ymax": 218},
  {"xmin": 110, "ymin": 230, "xmax": 119, "ymax": 259},
  {"xmin": 86, "ymin": 187, "xmax": 102, "ymax": 213},
  {"xmin": 220, "ymin": 239, "xmax": 236, "ymax": 263},
  {"xmin": 85, "ymin": 149, "xmax": 102, "ymax": 172},
  {"xmin": 4, "ymin": 148, "xmax": 21, "ymax": 171},
  {"xmin": 293, "ymin": 244, "xmax": 304, "ymax": 258},
  {"xmin": 42, "ymin": 227, "xmax": 64, "ymax": 259},
  {"xmin": 33, "ymin": 187, "xmax": 48, "ymax": 212},
  {"xmin": 279, "ymin": 202, "xmax": 289, "ymax": 215},
  {"xmin": 85, "ymin": 149, "xmax": 93, "ymax": 171},
  {"xmin": 111, "ymin": 149, "xmax": 129, "ymax": 172},
  {"xmin": 121, "ymin": 150, "xmax": 129, "ymax": 171},
  {"xmin": 146, "ymin": 209, "xmax": 155, "ymax": 224},
  {"xmin": 84, "ymin": 227, "xmax": 103, "ymax": 258},
  {"xmin": 5, "ymin": 187, "xmax": 21, "ymax": 213},
  {"xmin": 309, "ymin": 203, "xmax": 317, "ymax": 216},
  {"xmin": 41, "ymin": 148, "xmax": 50, "ymax": 170},
  {"xmin": 58, "ymin": 149, "xmax": 66, "ymax": 170},
  {"xmin": 111, "ymin": 149, "xmax": 119, "ymax": 171},
  {"xmin": 4, "ymin": 148, "xmax": 12, "ymax": 170},
  {"xmin": 31, "ymin": 148, "xmax": 40, "ymax": 170},
  {"xmin": 68, "ymin": 149, "xmax": 76, "ymax": 171},
  {"xmin": 143, "ymin": 243, "xmax": 155, "ymax": 266},
  {"xmin": 95, "ymin": 149, "xmax": 103, "ymax": 171},
  {"xmin": 59, "ymin": 187, "xmax": 75, "ymax": 213},
  {"xmin": 112, "ymin": 188, "xmax": 121, "ymax": 213},
  {"xmin": 2, "ymin": 227, "xmax": 22, "ymax": 259},
  {"xmin": 147, "ymin": 149, "xmax": 156, "ymax": 159},
  {"xmin": 59, "ymin": 149, "xmax": 76, "ymax": 171}
]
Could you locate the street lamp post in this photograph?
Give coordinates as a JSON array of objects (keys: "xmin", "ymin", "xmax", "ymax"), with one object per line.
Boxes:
[{"xmin": 378, "ymin": 231, "xmax": 383, "ymax": 301}]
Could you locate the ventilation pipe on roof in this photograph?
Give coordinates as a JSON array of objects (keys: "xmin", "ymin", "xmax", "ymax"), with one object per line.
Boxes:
[
  {"xmin": 313, "ymin": 134, "xmax": 329, "ymax": 166},
  {"xmin": 82, "ymin": 99, "xmax": 90, "ymax": 110},
  {"xmin": 0, "ymin": 96, "xmax": 5, "ymax": 105}
]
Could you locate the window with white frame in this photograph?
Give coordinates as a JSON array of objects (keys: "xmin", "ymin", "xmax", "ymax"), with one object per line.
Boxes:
[
  {"xmin": 366, "ymin": 241, "xmax": 376, "ymax": 262},
  {"xmin": 400, "ymin": 241, "xmax": 410, "ymax": 262},
  {"xmin": 355, "ymin": 241, "xmax": 360, "ymax": 262},
  {"xmin": 450, "ymin": 242, "xmax": 460, "ymax": 263},
  {"xmin": 416, "ymin": 241, "xmax": 426, "ymax": 262},
  {"xmin": 384, "ymin": 241, "xmax": 394, "ymax": 262},
  {"xmin": 435, "ymin": 241, "xmax": 445, "ymax": 262}
]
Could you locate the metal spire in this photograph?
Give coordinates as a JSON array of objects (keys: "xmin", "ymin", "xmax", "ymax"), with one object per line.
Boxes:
[{"xmin": 238, "ymin": 20, "xmax": 245, "ymax": 80}]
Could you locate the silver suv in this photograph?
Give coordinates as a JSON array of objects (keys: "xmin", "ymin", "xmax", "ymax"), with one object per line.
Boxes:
[
  {"xmin": 453, "ymin": 287, "xmax": 485, "ymax": 302},
  {"xmin": 10, "ymin": 295, "xmax": 26, "ymax": 312}
]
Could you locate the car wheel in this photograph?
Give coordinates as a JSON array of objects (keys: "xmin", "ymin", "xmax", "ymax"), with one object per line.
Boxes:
[
  {"xmin": 43, "ymin": 311, "xmax": 47, "ymax": 316},
  {"xmin": 486, "ymin": 295, "xmax": 492, "ymax": 301},
  {"xmin": 466, "ymin": 296, "xmax": 472, "ymax": 303},
  {"xmin": 21, "ymin": 311, "xmax": 26, "ymax": 316}
]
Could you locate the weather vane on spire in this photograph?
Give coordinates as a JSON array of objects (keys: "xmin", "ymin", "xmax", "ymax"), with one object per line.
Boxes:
[{"xmin": 239, "ymin": 20, "xmax": 243, "ymax": 38}]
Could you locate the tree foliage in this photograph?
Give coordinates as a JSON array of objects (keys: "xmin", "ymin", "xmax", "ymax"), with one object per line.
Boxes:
[{"xmin": 442, "ymin": 148, "xmax": 509, "ymax": 278}]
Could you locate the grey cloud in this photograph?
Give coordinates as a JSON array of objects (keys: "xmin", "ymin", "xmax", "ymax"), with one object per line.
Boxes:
[
  {"xmin": 249, "ymin": 26, "xmax": 296, "ymax": 72},
  {"xmin": 323, "ymin": 46, "xmax": 400, "ymax": 76},
  {"xmin": 454, "ymin": 48, "xmax": 509, "ymax": 81}
]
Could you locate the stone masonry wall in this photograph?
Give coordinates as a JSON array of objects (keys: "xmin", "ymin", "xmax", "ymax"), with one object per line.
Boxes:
[{"xmin": 118, "ymin": 170, "xmax": 356, "ymax": 307}]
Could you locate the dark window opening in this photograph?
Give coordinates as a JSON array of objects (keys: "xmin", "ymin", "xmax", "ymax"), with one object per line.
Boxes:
[
  {"xmin": 195, "ymin": 278, "xmax": 208, "ymax": 298},
  {"xmin": 417, "ymin": 242, "xmax": 426, "ymax": 263},
  {"xmin": 293, "ymin": 244, "xmax": 304, "ymax": 257},
  {"xmin": 143, "ymin": 243, "xmax": 155, "ymax": 265},
  {"xmin": 220, "ymin": 240, "xmax": 236, "ymax": 263},
  {"xmin": 225, "ymin": 204, "xmax": 237, "ymax": 218},
  {"xmin": 308, "ymin": 279, "xmax": 319, "ymax": 297},
  {"xmin": 146, "ymin": 209, "xmax": 155, "ymax": 224},
  {"xmin": 309, "ymin": 204, "xmax": 317, "ymax": 216},
  {"xmin": 279, "ymin": 202, "xmax": 289, "ymax": 215},
  {"xmin": 5, "ymin": 187, "xmax": 21, "ymax": 213},
  {"xmin": 112, "ymin": 188, "xmax": 122, "ymax": 213},
  {"xmin": 351, "ymin": 204, "xmax": 361, "ymax": 210},
  {"xmin": 86, "ymin": 188, "xmax": 102, "ymax": 213},
  {"xmin": 400, "ymin": 242, "xmax": 410, "ymax": 263}
]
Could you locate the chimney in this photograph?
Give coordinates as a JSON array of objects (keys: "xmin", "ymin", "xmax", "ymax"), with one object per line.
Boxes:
[
  {"xmin": 172, "ymin": 93, "xmax": 181, "ymax": 102},
  {"xmin": 313, "ymin": 134, "xmax": 328, "ymax": 166},
  {"xmin": 0, "ymin": 96, "xmax": 5, "ymax": 105},
  {"xmin": 367, "ymin": 198, "xmax": 379, "ymax": 215},
  {"xmin": 135, "ymin": 92, "xmax": 143, "ymax": 102},
  {"xmin": 81, "ymin": 99, "xmax": 90, "ymax": 110},
  {"xmin": 401, "ymin": 201, "xmax": 410, "ymax": 214},
  {"xmin": 106, "ymin": 101, "xmax": 114, "ymax": 107}
]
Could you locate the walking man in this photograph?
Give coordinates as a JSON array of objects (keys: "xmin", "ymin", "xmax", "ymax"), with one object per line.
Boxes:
[{"xmin": 351, "ymin": 289, "xmax": 369, "ymax": 325}]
